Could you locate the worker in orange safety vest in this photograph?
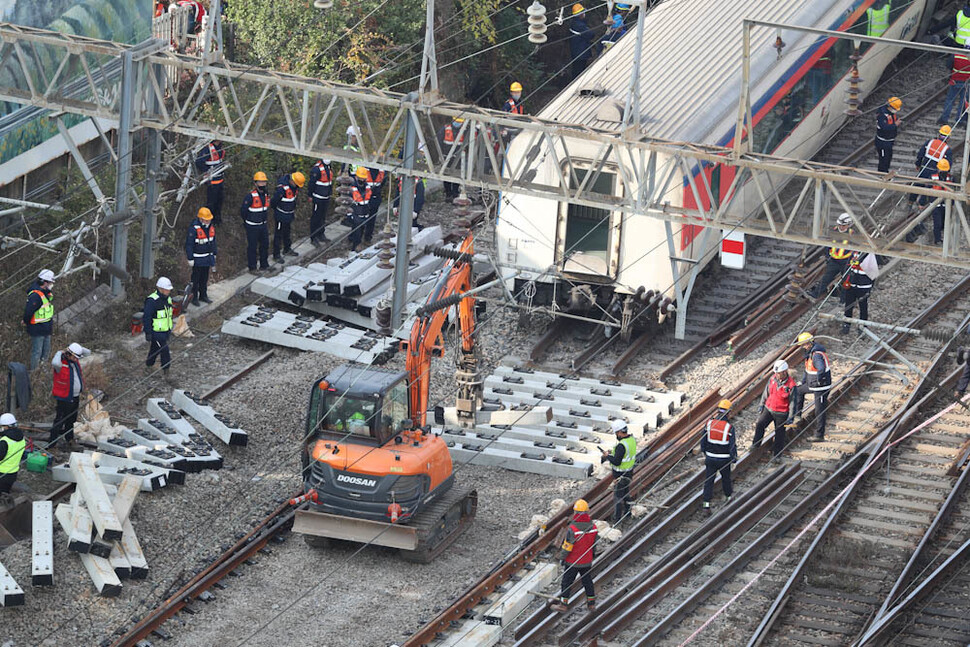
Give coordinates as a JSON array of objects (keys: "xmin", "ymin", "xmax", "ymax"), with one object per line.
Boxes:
[{"xmin": 701, "ymin": 399, "xmax": 737, "ymax": 510}]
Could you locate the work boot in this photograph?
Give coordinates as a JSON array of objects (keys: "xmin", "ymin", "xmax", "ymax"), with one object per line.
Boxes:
[
  {"xmin": 841, "ymin": 323, "xmax": 851, "ymax": 335},
  {"xmin": 200, "ymin": 296, "xmax": 213, "ymax": 304},
  {"xmin": 809, "ymin": 434, "xmax": 825, "ymax": 443},
  {"xmin": 550, "ymin": 602, "xmax": 568, "ymax": 613},
  {"xmin": 274, "ymin": 254, "xmax": 284, "ymax": 264},
  {"xmin": 319, "ymin": 234, "xmax": 330, "ymax": 242},
  {"xmin": 285, "ymin": 249, "xmax": 299, "ymax": 257},
  {"xmin": 586, "ymin": 601, "xmax": 596, "ymax": 612},
  {"xmin": 249, "ymin": 267, "xmax": 260, "ymax": 275},
  {"xmin": 191, "ymin": 296, "xmax": 201, "ymax": 307},
  {"xmin": 311, "ymin": 238, "xmax": 322, "ymax": 248}
]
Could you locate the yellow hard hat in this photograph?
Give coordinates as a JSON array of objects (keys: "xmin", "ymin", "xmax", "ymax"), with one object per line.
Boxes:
[
  {"xmin": 197, "ymin": 207, "xmax": 213, "ymax": 220},
  {"xmin": 940, "ymin": 125, "xmax": 952, "ymax": 137},
  {"xmin": 573, "ymin": 499, "xmax": 589, "ymax": 512},
  {"xmin": 355, "ymin": 166, "xmax": 369, "ymax": 179},
  {"xmin": 938, "ymin": 159, "xmax": 951, "ymax": 172},
  {"xmin": 572, "ymin": 3, "xmax": 584, "ymax": 13},
  {"xmin": 510, "ymin": 82, "xmax": 523, "ymax": 93},
  {"xmin": 253, "ymin": 171, "xmax": 268, "ymax": 182},
  {"xmin": 888, "ymin": 96, "xmax": 901, "ymax": 112},
  {"xmin": 291, "ymin": 171, "xmax": 306, "ymax": 188},
  {"xmin": 453, "ymin": 117, "xmax": 465, "ymax": 124},
  {"xmin": 717, "ymin": 399, "xmax": 732, "ymax": 411},
  {"xmin": 797, "ymin": 332, "xmax": 814, "ymax": 344}
]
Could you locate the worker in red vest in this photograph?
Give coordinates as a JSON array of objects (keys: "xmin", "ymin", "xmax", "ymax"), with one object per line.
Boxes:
[
  {"xmin": 940, "ymin": 53, "xmax": 970, "ymax": 125},
  {"xmin": 51, "ymin": 342, "xmax": 90, "ymax": 448},
  {"xmin": 915, "ymin": 125, "xmax": 953, "ymax": 174},
  {"xmin": 502, "ymin": 82, "xmax": 525, "ymax": 115},
  {"xmin": 176, "ymin": 0, "xmax": 205, "ymax": 33},
  {"xmin": 550, "ymin": 499, "xmax": 598, "ymax": 613},
  {"xmin": 348, "ymin": 167, "xmax": 373, "ymax": 252},
  {"xmin": 753, "ymin": 360, "xmax": 797, "ymax": 458},
  {"xmin": 437, "ymin": 118, "xmax": 465, "ymax": 199},
  {"xmin": 701, "ymin": 399, "xmax": 737, "ymax": 510},
  {"xmin": 185, "ymin": 207, "xmax": 217, "ymax": 306}
]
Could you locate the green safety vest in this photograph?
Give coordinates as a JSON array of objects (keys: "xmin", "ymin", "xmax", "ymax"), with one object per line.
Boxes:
[
  {"xmin": 29, "ymin": 290, "xmax": 54, "ymax": 324},
  {"xmin": 0, "ymin": 436, "xmax": 25, "ymax": 474},
  {"xmin": 149, "ymin": 291, "xmax": 174, "ymax": 332},
  {"xmin": 617, "ymin": 435, "xmax": 637, "ymax": 472},
  {"xmin": 867, "ymin": 3, "xmax": 890, "ymax": 37},
  {"xmin": 958, "ymin": 10, "xmax": 970, "ymax": 45}
]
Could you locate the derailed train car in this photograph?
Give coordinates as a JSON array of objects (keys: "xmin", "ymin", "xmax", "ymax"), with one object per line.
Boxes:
[{"xmin": 496, "ymin": 0, "xmax": 928, "ymax": 326}]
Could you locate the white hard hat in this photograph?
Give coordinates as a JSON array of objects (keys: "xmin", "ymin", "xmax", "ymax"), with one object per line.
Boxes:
[
  {"xmin": 68, "ymin": 342, "xmax": 84, "ymax": 356},
  {"xmin": 156, "ymin": 276, "xmax": 174, "ymax": 290},
  {"xmin": 0, "ymin": 413, "xmax": 16, "ymax": 426},
  {"xmin": 38, "ymin": 269, "xmax": 55, "ymax": 283},
  {"xmin": 773, "ymin": 359, "xmax": 789, "ymax": 373},
  {"xmin": 610, "ymin": 419, "xmax": 628, "ymax": 433},
  {"xmin": 322, "ymin": 159, "xmax": 332, "ymax": 164},
  {"xmin": 836, "ymin": 213, "xmax": 852, "ymax": 226},
  {"xmin": 346, "ymin": 125, "xmax": 359, "ymax": 137}
]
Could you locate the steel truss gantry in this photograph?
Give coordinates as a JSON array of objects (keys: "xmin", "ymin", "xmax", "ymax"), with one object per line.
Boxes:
[{"xmin": 1, "ymin": 20, "xmax": 969, "ymax": 279}]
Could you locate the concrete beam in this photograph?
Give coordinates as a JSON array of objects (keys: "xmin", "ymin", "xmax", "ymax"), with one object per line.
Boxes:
[
  {"xmin": 481, "ymin": 390, "xmax": 658, "ymax": 430},
  {"xmin": 69, "ymin": 453, "xmax": 124, "ymax": 541},
  {"xmin": 479, "ymin": 562, "xmax": 557, "ymax": 626},
  {"xmin": 145, "ymin": 399, "xmax": 223, "ymax": 469},
  {"xmin": 31, "ymin": 500, "xmax": 54, "ymax": 586},
  {"xmin": 67, "ymin": 490, "xmax": 93, "ymax": 553},
  {"xmin": 484, "ymin": 375, "xmax": 675, "ymax": 418},
  {"xmin": 52, "ymin": 454, "xmax": 173, "ymax": 491},
  {"xmin": 108, "ymin": 543, "xmax": 131, "ymax": 580},
  {"xmin": 54, "ymin": 504, "xmax": 121, "ymax": 597},
  {"xmin": 445, "ymin": 441, "xmax": 594, "ymax": 479},
  {"xmin": 440, "ymin": 430, "xmax": 597, "ymax": 467},
  {"xmin": 171, "ymin": 389, "xmax": 249, "ymax": 446},
  {"xmin": 435, "ymin": 620, "xmax": 501, "ymax": 647},
  {"xmin": 111, "ymin": 475, "xmax": 141, "ymax": 524},
  {"xmin": 475, "ymin": 423, "xmax": 611, "ymax": 453},
  {"xmin": 68, "ymin": 490, "xmax": 112, "ymax": 558},
  {"xmin": 0, "ymin": 559, "xmax": 24, "ymax": 606},
  {"xmin": 131, "ymin": 421, "xmax": 208, "ymax": 473},
  {"xmin": 118, "ymin": 519, "xmax": 148, "ymax": 580}
]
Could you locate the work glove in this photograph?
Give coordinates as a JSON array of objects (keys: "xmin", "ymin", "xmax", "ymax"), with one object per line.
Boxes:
[{"xmin": 187, "ymin": 259, "xmax": 194, "ymax": 267}]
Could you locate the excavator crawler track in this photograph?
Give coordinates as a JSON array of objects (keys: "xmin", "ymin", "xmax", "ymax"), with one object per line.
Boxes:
[{"xmin": 401, "ymin": 487, "xmax": 478, "ymax": 563}]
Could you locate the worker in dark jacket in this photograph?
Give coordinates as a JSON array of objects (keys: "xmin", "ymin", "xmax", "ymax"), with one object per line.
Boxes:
[
  {"xmin": 875, "ymin": 97, "xmax": 900, "ymax": 173},
  {"xmin": 185, "ymin": 207, "xmax": 216, "ymax": 306},
  {"xmin": 362, "ymin": 167, "xmax": 386, "ymax": 244},
  {"xmin": 349, "ymin": 167, "xmax": 373, "ymax": 252},
  {"xmin": 792, "ymin": 332, "xmax": 833, "ymax": 442},
  {"xmin": 600, "ymin": 14, "xmax": 626, "ymax": 51},
  {"xmin": 308, "ymin": 159, "xmax": 333, "ymax": 245},
  {"xmin": 810, "ymin": 213, "xmax": 853, "ymax": 299},
  {"xmin": 51, "ymin": 342, "xmax": 89, "ymax": 447},
  {"xmin": 550, "ymin": 499, "xmax": 598, "ymax": 613},
  {"xmin": 915, "ymin": 125, "xmax": 953, "ymax": 174},
  {"xmin": 753, "ymin": 361, "xmax": 797, "ymax": 458},
  {"xmin": 23, "ymin": 269, "xmax": 55, "ymax": 370},
  {"xmin": 932, "ymin": 160, "xmax": 951, "ymax": 245},
  {"xmin": 437, "ymin": 118, "xmax": 465, "ymax": 199},
  {"xmin": 599, "ymin": 419, "xmax": 636, "ymax": 523},
  {"xmin": 143, "ymin": 277, "xmax": 175, "ymax": 377},
  {"xmin": 908, "ymin": 159, "xmax": 949, "ymax": 242},
  {"xmin": 240, "ymin": 172, "xmax": 270, "ymax": 273},
  {"xmin": 701, "ymin": 399, "xmax": 737, "ymax": 510},
  {"xmin": 569, "ymin": 4, "xmax": 596, "ymax": 80},
  {"xmin": 271, "ymin": 172, "xmax": 305, "ymax": 263},
  {"xmin": 955, "ymin": 349, "xmax": 970, "ymax": 399},
  {"xmin": 0, "ymin": 413, "xmax": 25, "ymax": 496},
  {"xmin": 503, "ymin": 82, "xmax": 525, "ymax": 115},
  {"xmin": 843, "ymin": 252, "xmax": 875, "ymax": 332},
  {"xmin": 393, "ymin": 177, "xmax": 426, "ymax": 231},
  {"xmin": 194, "ymin": 140, "xmax": 225, "ymax": 223}
]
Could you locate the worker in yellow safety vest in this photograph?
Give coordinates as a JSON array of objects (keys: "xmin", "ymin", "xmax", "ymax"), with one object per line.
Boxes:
[
  {"xmin": 143, "ymin": 277, "xmax": 175, "ymax": 378},
  {"xmin": 954, "ymin": 1, "xmax": 970, "ymax": 47},
  {"xmin": 810, "ymin": 213, "xmax": 854, "ymax": 300},
  {"xmin": 599, "ymin": 419, "xmax": 637, "ymax": 523},
  {"xmin": 0, "ymin": 413, "xmax": 25, "ymax": 498},
  {"xmin": 867, "ymin": 1, "xmax": 890, "ymax": 37},
  {"xmin": 23, "ymin": 269, "xmax": 55, "ymax": 370}
]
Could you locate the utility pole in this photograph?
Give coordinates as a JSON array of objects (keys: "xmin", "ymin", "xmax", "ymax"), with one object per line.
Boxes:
[
  {"xmin": 391, "ymin": 103, "xmax": 420, "ymax": 326},
  {"xmin": 141, "ymin": 64, "xmax": 164, "ymax": 279},
  {"xmin": 111, "ymin": 50, "xmax": 135, "ymax": 296},
  {"xmin": 417, "ymin": 0, "xmax": 438, "ymax": 97}
]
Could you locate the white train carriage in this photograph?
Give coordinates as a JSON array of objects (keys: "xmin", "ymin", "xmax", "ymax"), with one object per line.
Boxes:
[{"xmin": 496, "ymin": 0, "xmax": 928, "ymax": 328}]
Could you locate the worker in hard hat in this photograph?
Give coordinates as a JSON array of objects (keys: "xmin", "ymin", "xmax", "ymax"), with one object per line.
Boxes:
[
  {"xmin": 0, "ymin": 413, "xmax": 25, "ymax": 497},
  {"xmin": 792, "ymin": 332, "xmax": 832, "ymax": 442},
  {"xmin": 940, "ymin": 52, "xmax": 970, "ymax": 126},
  {"xmin": 51, "ymin": 342, "xmax": 90, "ymax": 449},
  {"xmin": 875, "ymin": 96, "xmax": 901, "ymax": 173},
  {"xmin": 809, "ymin": 213, "xmax": 853, "ymax": 300},
  {"xmin": 240, "ymin": 172, "xmax": 271, "ymax": 273},
  {"xmin": 308, "ymin": 158, "xmax": 334, "ymax": 245},
  {"xmin": 916, "ymin": 124, "xmax": 953, "ymax": 174},
  {"xmin": 271, "ymin": 171, "xmax": 305, "ymax": 264},
  {"xmin": 437, "ymin": 118, "xmax": 466, "ymax": 199},
  {"xmin": 185, "ymin": 207, "xmax": 217, "ymax": 307},
  {"xmin": 701, "ymin": 399, "xmax": 737, "ymax": 510},
  {"xmin": 349, "ymin": 166, "xmax": 374, "ymax": 252},
  {"xmin": 503, "ymin": 82, "xmax": 525, "ymax": 115},
  {"xmin": 344, "ymin": 125, "xmax": 361, "ymax": 178},
  {"xmin": 599, "ymin": 419, "xmax": 636, "ymax": 524},
  {"xmin": 843, "ymin": 251, "xmax": 876, "ymax": 332},
  {"xmin": 932, "ymin": 159, "xmax": 951, "ymax": 245},
  {"xmin": 600, "ymin": 14, "xmax": 626, "ymax": 51},
  {"xmin": 194, "ymin": 139, "xmax": 226, "ymax": 223},
  {"xmin": 753, "ymin": 361, "xmax": 797, "ymax": 458},
  {"xmin": 143, "ymin": 277, "xmax": 175, "ymax": 379},
  {"xmin": 568, "ymin": 3, "xmax": 596, "ymax": 80},
  {"xmin": 23, "ymin": 268, "xmax": 55, "ymax": 370},
  {"xmin": 361, "ymin": 168, "xmax": 386, "ymax": 244},
  {"xmin": 550, "ymin": 499, "xmax": 598, "ymax": 613},
  {"xmin": 908, "ymin": 141, "xmax": 951, "ymax": 240}
]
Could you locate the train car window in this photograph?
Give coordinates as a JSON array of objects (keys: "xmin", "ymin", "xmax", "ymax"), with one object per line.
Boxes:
[{"xmin": 561, "ymin": 168, "xmax": 615, "ymax": 277}]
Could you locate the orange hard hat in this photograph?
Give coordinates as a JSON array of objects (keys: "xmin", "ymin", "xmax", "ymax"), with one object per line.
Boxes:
[
  {"xmin": 887, "ymin": 96, "xmax": 901, "ymax": 112},
  {"xmin": 938, "ymin": 159, "xmax": 951, "ymax": 172},
  {"xmin": 253, "ymin": 171, "xmax": 268, "ymax": 182},
  {"xmin": 717, "ymin": 399, "xmax": 732, "ymax": 411},
  {"xmin": 291, "ymin": 171, "xmax": 306, "ymax": 187},
  {"xmin": 197, "ymin": 207, "xmax": 213, "ymax": 220},
  {"xmin": 355, "ymin": 166, "xmax": 369, "ymax": 179},
  {"xmin": 573, "ymin": 499, "xmax": 589, "ymax": 512},
  {"xmin": 572, "ymin": 3, "xmax": 584, "ymax": 14}
]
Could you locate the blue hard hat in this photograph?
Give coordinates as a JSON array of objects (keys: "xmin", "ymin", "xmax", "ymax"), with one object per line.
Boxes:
[{"xmin": 611, "ymin": 14, "xmax": 623, "ymax": 28}]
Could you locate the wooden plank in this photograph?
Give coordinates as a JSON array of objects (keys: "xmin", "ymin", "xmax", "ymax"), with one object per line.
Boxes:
[
  {"xmin": 0, "ymin": 559, "xmax": 24, "ymax": 606},
  {"xmin": 54, "ymin": 504, "xmax": 122, "ymax": 596},
  {"xmin": 70, "ymin": 452, "xmax": 123, "ymax": 541},
  {"xmin": 31, "ymin": 500, "xmax": 54, "ymax": 586}
]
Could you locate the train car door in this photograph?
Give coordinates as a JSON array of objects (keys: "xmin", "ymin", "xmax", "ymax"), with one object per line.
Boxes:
[{"xmin": 555, "ymin": 165, "xmax": 621, "ymax": 281}]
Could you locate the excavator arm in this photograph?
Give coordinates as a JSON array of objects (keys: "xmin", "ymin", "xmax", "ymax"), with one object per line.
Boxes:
[{"xmin": 405, "ymin": 233, "xmax": 481, "ymax": 428}]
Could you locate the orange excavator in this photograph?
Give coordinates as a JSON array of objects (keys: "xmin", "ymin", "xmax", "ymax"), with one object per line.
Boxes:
[{"xmin": 293, "ymin": 234, "xmax": 480, "ymax": 562}]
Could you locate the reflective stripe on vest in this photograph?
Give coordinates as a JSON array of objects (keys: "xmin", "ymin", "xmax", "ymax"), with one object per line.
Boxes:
[
  {"xmin": 564, "ymin": 522, "xmax": 597, "ymax": 565},
  {"xmin": 958, "ymin": 10, "xmax": 970, "ymax": 45},
  {"xmin": 149, "ymin": 291, "xmax": 174, "ymax": 332},
  {"xmin": 804, "ymin": 349, "xmax": 832, "ymax": 376},
  {"xmin": 505, "ymin": 99, "xmax": 524, "ymax": 115},
  {"xmin": 365, "ymin": 170, "xmax": 385, "ymax": 190},
  {"xmin": 829, "ymin": 237, "xmax": 852, "ymax": 260},
  {"xmin": 0, "ymin": 437, "xmax": 25, "ymax": 474},
  {"xmin": 194, "ymin": 223, "xmax": 214, "ymax": 244},
  {"xmin": 867, "ymin": 5, "xmax": 890, "ymax": 37},
  {"xmin": 352, "ymin": 186, "xmax": 372, "ymax": 206},
  {"xmin": 926, "ymin": 139, "xmax": 950, "ymax": 162},
  {"xmin": 617, "ymin": 435, "xmax": 637, "ymax": 472},
  {"xmin": 444, "ymin": 125, "xmax": 464, "ymax": 145},
  {"xmin": 206, "ymin": 144, "xmax": 224, "ymax": 184},
  {"xmin": 705, "ymin": 419, "xmax": 733, "ymax": 459},
  {"xmin": 29, "ymin": 289, "xmax": 54, "ymax": 324},
  {"xmin": 313, "ymin": 162, "xmax": 332, "ymax": 197},
  {"xmin": 248, "ymin": 190, "xmax": 268, "ymax": 214},
  {"xmin": 278, "ymin": 185, "xmax": 297, "ymax": 211}
]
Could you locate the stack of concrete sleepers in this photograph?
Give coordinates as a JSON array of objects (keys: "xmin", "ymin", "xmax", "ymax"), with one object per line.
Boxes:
[
  {"xmin": 171, "ymin": 389, "xmax": 249, "ymax": 446},
  {"xmin": 440, "ymin": 363, "xmax": 683, "ymax": 479},
  {"xmin": 249, "ymin": 226, "xmax": 451, "ymax": 335},
  {"xmin": 145, "ymin": 398, "xmax": 223, "ymax": 469},
  {"xmin": 221, "ymin": 305, "xmax": 397, "ymax": 363}
]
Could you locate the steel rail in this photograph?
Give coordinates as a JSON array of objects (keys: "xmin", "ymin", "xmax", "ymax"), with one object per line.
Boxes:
[{"xmin": 201, "ymin": 350, "xmax": 276, "ymax": 400}]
